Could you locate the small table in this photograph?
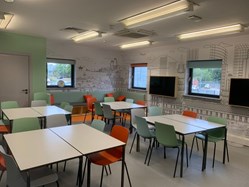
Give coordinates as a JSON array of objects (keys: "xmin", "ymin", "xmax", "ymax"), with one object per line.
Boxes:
[
  {"xmin": 2, "ymin": 107, "xmax": 43, "ymax": 132},
  {"xmin": 4, "ymin": 129, "xmax": 82, "ymax": 187},
  {"xmin": 50, "ymin": 124, "xmax": 126, "ymax": 187}
]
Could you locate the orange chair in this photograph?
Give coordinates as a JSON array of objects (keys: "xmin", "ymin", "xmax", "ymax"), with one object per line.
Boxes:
[
  {"xmin": 83, "ymin": 97, "xmax": 97, "ymax": 122},
  {"xmin": 0, "ymin": 146, "xmax": 6, "ymax": 182},
  {"xmin": 83, "ymin": 94, "xmax": 92, "ymax": 102},
  {"xmin": 135, "ymin": 100, "xmax": 146, "ymax": 106},
  {"xmin": 86, "ymin": 126, "xmax": 132, "ymax": 187},
  {"xmin": 116, "ymin": 95, "xmax": 126, "ymax": 101},
  {"xmin": 182, "ymin": 110, "xmax": 197, "ymax": 118},
  {"xmin": 106, "ymin": 93, "xmax": 114, "ymax": 97}
]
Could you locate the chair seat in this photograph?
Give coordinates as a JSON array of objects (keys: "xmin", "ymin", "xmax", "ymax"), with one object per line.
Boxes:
[
  {"xmin": 195, "ymin": 133, "xmax": 224, "ymax": 143},
  {"xmin": 0, "ymin": 125, "xmax": 10, "ymax": 133},
  {"xmin": 132, "ymin": 123, "xmax": 155, "ymax": 130},
  {"xmin": 24, "ymin": 166, "xmax": 58, "ymax": 187},
  {"xmin": 89, "ymin": 151, "xmax": 121, "ymax": 166}
]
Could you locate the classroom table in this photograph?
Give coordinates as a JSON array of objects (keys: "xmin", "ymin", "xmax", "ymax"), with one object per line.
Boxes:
[
  {"xmin": 144, "ymin": 114, "xmax": 226, "ymax": 177},
  {"xmin": 4, "ymin": 129, "xmax": 82, "ymax": 187},
  {"xmin": 1, "ymin": 107, "xmax": 43, "ymax": 132},
  {"xmin": 50, "ymin": 124, "xmax": 126, "ymax": 187}
]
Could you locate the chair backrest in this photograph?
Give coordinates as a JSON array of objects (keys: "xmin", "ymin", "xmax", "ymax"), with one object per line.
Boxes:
[
  {"xmin": 155, "ymin": 122, "xmax": 178, "ymax": 147},
  {"xmin": 125, "ymin": 98, "xmax": 134, "ymax": 103},
  {"xmin": 91, "ymin": 119, "xmax": 106, "ymax": 132},
  {"xmin": 87, "ymin": 97, "xmax": 97, "ymax": 110},
  {"xmin": 31, "ymin": 100, "xmax": 47, "ymax": 107},
  {"xmin": 116, "ymin": 95, "xmax": 126, "ymax": 101},
  {"xmin": 104, "ymin": 97, "xmax": 115, "ymax": 102},
  {"xmin": 182, "ymin": 110, "xmax": 197, "ymax": 118},
  {"xmin": 1, "ymin": 101, "xmax": 19, "ymax": 109},
  {"xmin": 135, "ymin": 116, "xmax": 153, "ymax": 138},
  {"xmin": 94, "ymin": 102, "xmax": 103, "ymax": 116},
  {"xmin": 0, "ymin": 145, "xmax": 6, "ymax": 172},
  {"xmin": 34, "ymin": 92, "xmax": 50, "ymax": 104},
  {"xmin": 83, "ymin": 94, "xmax": 92, "ymax": 102},
  {"xmin": 135, "ymin": 100, "xmax": 146, "ymax": 106},
  {"xmin": 46, "ymin": 114, "xmax": 68, "ymax": 128},
  {"xmin": 131, "ymin": 108, "xmax": 146, "ymax": 127},
  {"xmin": 207, "ymin": 116, "xmax": 227, "ymax": 138},
  {"xmin": 12, "ymin": 117, "xmax": 41, "ymax": 133},
  {"xmin": 148, "ymin": 106, "xmax": 163, "ymax": 116},
  {"xmin": 106, "ymin": 93, "xmax": 114, "ymax": 97},
  {"xmin": 60, "ymin": 101, "xmax": 70, "ymax": 109},
  {"xmin": 102, "ymin": 104, "xmax": 114, "ymax": 119},
  {"xmin": 0, "ymin": 147, "xmax": 26, "ymax": 187},
  {"xmin": 64, "ymin": 104, "xmax": 73, "ymax": 112},
  {"xmin": 110, "ymin": 125, "xmax": 129, "ymax": 143}
]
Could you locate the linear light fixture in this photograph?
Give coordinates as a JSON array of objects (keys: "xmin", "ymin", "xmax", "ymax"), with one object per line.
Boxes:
[
  {"xmin": 120, "ymin": 41, "xmax": 151, "ymax": 49},
  {"xmin": 178, "ymin": 24, "xmax": 245, "ymax": 40},
  {"xmin": 72, "ymin": 31, "xmax": 101, "ymax": 42},
  {"xmin": 0, "ymin": 12, "xmax": 14, "ymax": 29},
  {"xmin": 121, "ymin": 0, "xmax": 192, "ymax": 27}
]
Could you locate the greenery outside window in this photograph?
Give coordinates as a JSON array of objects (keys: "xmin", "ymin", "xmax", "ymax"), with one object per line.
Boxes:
[
  {"xmin": 131, "ymin": 63, "xmax": 148, "ymax": 90},
  {"xmin": 187, "ymin": 59, "xmax": 222, "ymax": 98},
  {"xmin": 46, "ymin": 58, "xmax": 75, "ymax": 88}
]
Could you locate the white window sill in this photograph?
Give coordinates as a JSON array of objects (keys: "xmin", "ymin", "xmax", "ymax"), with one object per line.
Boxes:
[{"xmin": 183, "ymin": 94, "xmax": 221, "ymax": 102}]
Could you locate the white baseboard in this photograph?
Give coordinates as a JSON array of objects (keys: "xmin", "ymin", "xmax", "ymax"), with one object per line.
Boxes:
[{"xmin": 227, "ymin": 134, "xmax": 249, "ymax": 146}]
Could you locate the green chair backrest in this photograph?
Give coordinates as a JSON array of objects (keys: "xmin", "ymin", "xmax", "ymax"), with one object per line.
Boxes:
[
  {"xmin": 60, "ymin": 101, "xmax": 70, "ymax": 109},
  {"xmin": 104, "ymin": 97, "xmax": 115, "ymax": 102},
  {"xmin": 135, "ymin": 116, "xmax": 153, "ymax": 138},
  {"xmin": 125, "ymin": 98, "xmax": 134, "ymax": 103},
  {"xmin": 46, "ymin": 114, "xmax": 68, "ymax": 128},
  {"xmin": 148, "ymin": 106, "xmax": 163, "ymax": 116},
  {"xmin": 12, "ymin": 117, "xmax": 40, "ymax": 133},
  {"xmin": 91, "ymin": 119, "xmax": 106, "ymax": 132},
  {"xmin": 155, "ymin": 122, "xmax": 178, "ymax": 147},
  {"xmin": 102, "ymin": 104, "xmax": 113, "ymax": 119},
  {"xmin": 131, "ymin": 108, "xmax": 145, "ymax": 126},
  {"xmin": 94, "ymin": 102, "xmax": 103, "ymax": 116},
  {"xmin": 64, "ymin": 104, "xmax": 73, "ymax": 112},
  {"xmin": 207, "ymin": 116, "xmax": 227, "ymax": 138},
  {"xmin": 1, "ymin": 101, "xmax": 19, "ymax": 120},
  {"xmin": 34, "ymin": 92, "xmax": 50, "ymax": 104}
]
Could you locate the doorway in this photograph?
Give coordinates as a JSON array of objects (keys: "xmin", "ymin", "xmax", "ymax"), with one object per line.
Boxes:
[{"xmin": 0, "ymin": 53, "xmax": 30, "ymax": 107}]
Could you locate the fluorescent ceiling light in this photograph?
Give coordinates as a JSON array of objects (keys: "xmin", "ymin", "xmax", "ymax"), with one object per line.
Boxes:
[
  {"xmin": 4, "ymin": 0, "xmax": 15, "ymax": 2},
  {"xmin": 72, "ymin": 31, "xmax": 101, "ymax": 42},
  {"xmin": 121, "ymin": 0, "xmax": 192, "ymax": 27},
  {"xmin": 0, "ymin": 13, "xmax": 14, "ymax": 29},
  {"xmin": 178, "ymin": 24, "xmax": 245, "ymax": 40},
  {"xmin": 120, "ymin": 41, "xmax": 151, "ymax": 49}
]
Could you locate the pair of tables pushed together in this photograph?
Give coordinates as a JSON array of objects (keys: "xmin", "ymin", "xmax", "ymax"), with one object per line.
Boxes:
[
  {"xmin": 144, "ymin": 114, "xmax": 227, "ymax": 177},
  {"xmin": 4, "ymin": 124, "xmax": 126, "ymax": 187}
]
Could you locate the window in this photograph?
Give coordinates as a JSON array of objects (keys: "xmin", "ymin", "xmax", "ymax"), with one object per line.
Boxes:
[
  {"xmin": 187, "ymin": 59, "xmax": 222, "ymax": 98},
  {"xmin": 131, "ymin": 63, "xmax": 148, "ymax": 90},
  {"xmin": 46, "ymin": 58, "xmax": 75, "ymax": 88}
]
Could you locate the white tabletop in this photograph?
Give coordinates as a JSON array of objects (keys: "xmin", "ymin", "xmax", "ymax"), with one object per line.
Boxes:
[
  {"xmin": 163, "ymin": 114, "xmax": 225, "ymax": 130},
  {"xmin": 144, "ymin": 115, "xmax": 205, "ymax": 135},
  {"xmin": 2, "ymin": 107, "xmax": 43, "ymax": 120},
  {"xmin": 4, "ymin": 129, "xmax": 81, "ymax": 171},
  {"xmin": 50, "ymin": 124, "xmax": 125, "ymax": 155},
  {"xmin": 32, "ymin": 105, "xmax": 71, "ymax": 116},
  {"xmin": 101, "ymin": 101, "xmax": 145, "ymax": 110}
]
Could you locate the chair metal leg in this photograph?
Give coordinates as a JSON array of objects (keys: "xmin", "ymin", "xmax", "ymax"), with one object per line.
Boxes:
[
  {"xmin": 144, "ymin": 139, "xmax": 152, "ymax": 165},
  {"xmin": 147, "ymin": 138, "xmax": 155, "ymax": 166},
  {"xmin": 63, "ymin": 161, "xmax": 67, "ymax": 171},
  {"xmin": 108, "ymin": 164, "xmax": 112, "ymax": 174},
  {"xmin": 174, "ymin": 147, "xmax": 180, "ymax": 178},
  {"xmin": 185, "ymin": 143, "xmax": 189, "ymax": 167},
  {"xmin": 56, "ymin": 181, "xmax": 60, "ymax": 187},
  {"xmin": 0, "ymin": 170, "xmax": 5, "ymax": 182},
  {"xmin": 164, "ymin": 146, "xmax": 167, "ymax": 159},
  {"xmin": 189, "ymin": 136, "xmax": 196, "ymax": 158},
  {"xmin": 225, "ymin": 140, "xmax": 230, "ymax": 162},
  {"xmin": 100, "ymin": 166, "xmax": 105, "ymax": 187},
  {"xmin": 195, "ymin": 137, "xmax": 199, "ymax": 151},
  {"xmin": 129, "ymin": 132, "xmax": 137, "ymax": 153},
  {"xmin": 124, "ymin": 162, "xmax": 132, "ymax": 187},
  {"xmin": 212, "ymin": 142, "xmax": 216, "ymax": 168}
]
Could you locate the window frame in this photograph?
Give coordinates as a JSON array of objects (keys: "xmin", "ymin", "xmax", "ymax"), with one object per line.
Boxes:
[
  {"xmin": 187, "ymin": 59, "xmax": 222, "ymax": 99},
  {"xmin": 131, "ymin": 63, "xmax": 148, "ymax": 90},
  {"xmin": 46, "ymin": 58, "xmax": 75, "ymax": 88}
]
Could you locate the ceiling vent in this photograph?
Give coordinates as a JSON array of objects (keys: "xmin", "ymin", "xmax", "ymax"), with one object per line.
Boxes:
[
  {"xmin": 60, "ymin": 27, "xmax": 86, "ymax": 33},
  {"xmin": 114, "ymin": 29, "xmax": 155, "ymax": 38}
]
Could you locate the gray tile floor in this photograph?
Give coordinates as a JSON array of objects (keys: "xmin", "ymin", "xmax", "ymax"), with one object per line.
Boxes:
[{"xmin": 1, "ymin": 127, "xmax": 249, "ymax": 187}]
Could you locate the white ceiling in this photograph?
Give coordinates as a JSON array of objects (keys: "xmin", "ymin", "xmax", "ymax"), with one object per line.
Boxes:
[{"xmin": 1, "ymin": 0, "xmax": 249, "ymax": 50}]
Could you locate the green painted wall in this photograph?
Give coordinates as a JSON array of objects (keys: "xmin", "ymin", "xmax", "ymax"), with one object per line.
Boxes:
[{"xmin": 0, "ymin": 31, "xmax": 46, "ymax": 94}]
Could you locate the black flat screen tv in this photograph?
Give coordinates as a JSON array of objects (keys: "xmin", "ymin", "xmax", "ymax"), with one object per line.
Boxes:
[
  {"xmin": 229, "ymin": 78, "xmax": 249, "ymax": 108},
  {"xmin": 149, "ymin": 76, "xmax": 178, "ymax": 98}
]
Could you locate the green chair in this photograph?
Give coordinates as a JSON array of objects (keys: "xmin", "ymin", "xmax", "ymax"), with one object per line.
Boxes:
[
  {"xmin": 34, "ymin": 92, "xmax": 50, "ymax": 105},
  {"xmin": 102, "ymin": 104, "xmax": 123, "ymax": 129},
  {"xmin": 60, "ymin": 101, "xmax": 70, "ymax": 109},
  {"xmin": 12, "ymin": 117, "xmax": 40, "ymax": 133},
  {"xmin": 148, "ymin": 106, "xmax": 163, "ymax": 116},
  {"xmin": 189, "ymin": 116, "xmax": 229, "ymax": 168},
  {"xmin": 94, "ymin": 102, "xmax": 104, "ymax": 120},
  {"xmin": 153, "ymin": 122, "xmax": 188, "ymax": 177},
  {"xmin": 104, "ymin": 97, "xmax": 115, "ymax": 102},
  {"xmin": 125, "ymin": 98, "xmax": 134, "ymax": 103},
  {"xmin": 135, "ymin": 116, "xmax": 156, "ymax": 165},
  {"xmin": 91, "ymin": 119, "xmax": 106, "ymax": 132},
  {"xmin": 1, "ymin": 101, "xmax": 19, "ymax": 121}
]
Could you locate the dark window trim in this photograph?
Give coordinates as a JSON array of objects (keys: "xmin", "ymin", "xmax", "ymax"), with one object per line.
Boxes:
[{"xmin": 131, "ymin": 64, "xmax": 147, "ymax": 90}]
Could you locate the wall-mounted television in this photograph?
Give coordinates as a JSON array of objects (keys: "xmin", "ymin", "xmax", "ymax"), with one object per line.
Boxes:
[
  {"xmin": 149, "ymin": 76, "xmax": 178, "ymax": 98},
  {"xmin": 229, "ymin": 78, "xmax": 249, "ymax": 108}
]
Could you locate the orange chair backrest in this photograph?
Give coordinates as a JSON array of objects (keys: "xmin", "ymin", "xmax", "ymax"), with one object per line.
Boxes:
[
  {"xmin": 136, "ymin": 100, "xmax": 146, "ymax": 106},
  {"xmin": 106, "ymin": 93, "xmax": 114, "ymax": 97},
  {"xmin": 87, "ymin": 97, "xmax": 97, "ymax": 110},
  {"xmin": 0, "ymin": 153, "xmax": 6, "ymax": 171},
  {"xmin": 83, "ymin": 94, "xmax": 92, "ymax": 102},
  {"xmin": 182, "ymin": 110, "xmax": 197, "ymax": 118},
  {"xmin": 116, "ymin": 95, "xmax": 126, "ymax": 101}
]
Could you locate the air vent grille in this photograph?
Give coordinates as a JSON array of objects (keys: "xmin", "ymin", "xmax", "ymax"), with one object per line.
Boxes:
[
  {"xmin": 114, "ymin": 29, "xmax": 155, "ymax": 38},
  {"xmin": 60, "ymin": 27, "xmax": 86, "ymax": 33}
]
